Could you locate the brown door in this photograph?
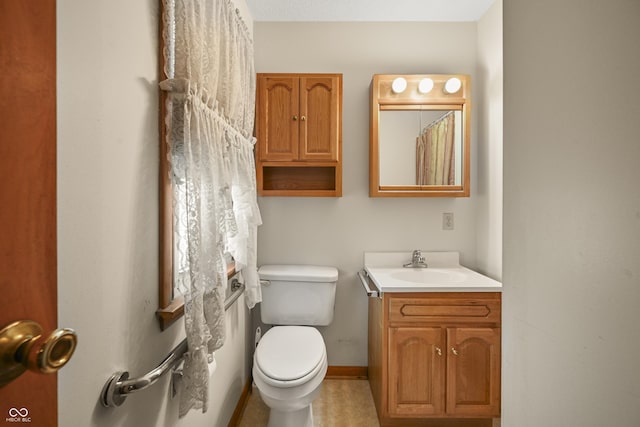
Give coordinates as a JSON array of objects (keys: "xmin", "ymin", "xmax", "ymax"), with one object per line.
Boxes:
[{"xmin": 0, "ymin": 2, "xmax": 73, "ymax": 426}]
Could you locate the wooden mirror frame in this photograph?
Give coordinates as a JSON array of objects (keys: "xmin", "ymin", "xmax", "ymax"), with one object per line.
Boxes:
[{"xmin": 369, "ymin": 74, "xmax": 471, "ymax": 197}]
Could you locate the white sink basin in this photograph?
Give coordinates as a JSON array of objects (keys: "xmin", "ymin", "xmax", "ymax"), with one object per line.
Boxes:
[
  {"xmin": 362, "ymin": 251, "xmax": 502, "ymax": 293},
  {"xmin": 390, "ymin": 268, "xmax": 467, "ymax": 284}
]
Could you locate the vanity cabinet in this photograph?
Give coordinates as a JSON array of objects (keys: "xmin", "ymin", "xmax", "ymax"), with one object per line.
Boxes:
[
  {"xmin": 255, "ymin": 73, "xmax": 342, "ymax": 196},
  {"xmin": 369, "ymin": 291, "xmax": 501, "ymax": 426}
]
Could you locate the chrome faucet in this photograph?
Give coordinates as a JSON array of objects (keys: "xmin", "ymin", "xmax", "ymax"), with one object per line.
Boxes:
[{"xmin": 403, "ymin": 250, "xmax": 428, "ymax": 268}]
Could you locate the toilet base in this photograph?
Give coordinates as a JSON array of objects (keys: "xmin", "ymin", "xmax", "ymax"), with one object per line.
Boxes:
[{"xmin": 267, "ymin": 404, "xmax": 314, "ymax": 427}]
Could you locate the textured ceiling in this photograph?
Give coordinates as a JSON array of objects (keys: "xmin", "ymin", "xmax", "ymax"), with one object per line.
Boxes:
[{"xmin": 245, "ymin": 0, "xmax": 495, "ymax": 22}]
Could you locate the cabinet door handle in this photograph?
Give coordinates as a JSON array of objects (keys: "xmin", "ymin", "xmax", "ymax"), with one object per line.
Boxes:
[
  {"xmin": 300, "ymin": 115, "xmax": 306, "ymax": 121},
  {"xmin": 435, "ymin": 347, "xmax": 442, "ymax": 356},
  {"xmin": 451, "ymin": 347, "xmax": 459, "ymax": 356},
  {"xmin": 292, "ymin": 115, "xmax": 298, "ymax": 121}
]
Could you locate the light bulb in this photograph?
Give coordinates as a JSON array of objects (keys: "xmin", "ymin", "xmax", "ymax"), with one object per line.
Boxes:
[
  {"xmin": 444, "ymin": 77, "xmax": 462, "ymax": 94},
  {"xmin": 391, "ymin": 77, "xmax": 407, "ymax": 94},
  {"xmin": 418, "ymin": 78, "xmax": 434, "ymax": 94}
]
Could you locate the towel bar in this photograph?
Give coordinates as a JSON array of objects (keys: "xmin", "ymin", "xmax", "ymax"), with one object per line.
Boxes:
[
  {"xmin": 100, "ymin": 278, "xmax": 245, "ymax": 408},
  {"xmin": 358, "ymin": 270, "xmax": 380, "ymax": 298}
]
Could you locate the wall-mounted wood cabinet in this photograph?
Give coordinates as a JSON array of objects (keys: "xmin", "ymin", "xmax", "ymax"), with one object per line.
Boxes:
[
  {"xmin": 369, "ymin": 291, "xmax": 501, "ymax": 426},
  {"xmin": 256, "ymin": 73, "xmax": 342, "ymax": 196}
]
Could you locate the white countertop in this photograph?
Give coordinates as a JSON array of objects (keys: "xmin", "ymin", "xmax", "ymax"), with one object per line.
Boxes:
[{"xmin": 363, "ymin": 251, "xmax": 502, "ymax": 293}]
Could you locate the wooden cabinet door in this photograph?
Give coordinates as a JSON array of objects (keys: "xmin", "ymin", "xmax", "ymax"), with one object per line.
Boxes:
[
  {"xmin": 299, "ymin": 76, "xmax": 340, "ymax": 161},
  {"xmin": 388, "ymin": 327, "xmax": 445, "ymax": 417},
  {"xmin": 446, "ymin": 327, "xmax": 501, "ymax": 417},
  {"xmin": 257, "ymin": 75, "xmax": 299, "ymax": 161}
]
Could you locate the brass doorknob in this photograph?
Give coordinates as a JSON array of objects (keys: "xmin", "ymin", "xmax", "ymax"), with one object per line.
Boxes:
[{"xmin": 0, "ymin": 320, "xmax": 77, "ymax": 387}]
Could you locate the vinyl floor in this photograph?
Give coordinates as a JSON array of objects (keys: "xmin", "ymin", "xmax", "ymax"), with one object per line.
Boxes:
[{"xmin": 238, "ymin": 379, "xmax": 380, "ymax": 427}]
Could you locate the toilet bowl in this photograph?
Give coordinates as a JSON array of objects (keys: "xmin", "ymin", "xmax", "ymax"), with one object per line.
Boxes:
[
  {"xmin": 252, "ymin": 326, "xmax": 327, "ymax": 427},
  {"xmin": 253, "ymin": 264, "xmax": 338, "ymax": 427}
]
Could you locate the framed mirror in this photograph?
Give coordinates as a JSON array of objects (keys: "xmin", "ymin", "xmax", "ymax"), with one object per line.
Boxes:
[{"xmin": 369, "ymin": 74, "xmax": 470, "ymax": 197}]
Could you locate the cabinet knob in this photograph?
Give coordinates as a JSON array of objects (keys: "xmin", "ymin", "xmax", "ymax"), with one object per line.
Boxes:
[
  {"xmin": 300, "ymin": 115, "xmax": 306, "ymax": 121},
  {"xmin": 292, "ymin": 115, "xmax": 298, "ymax": 121},
  {"xmin": 451, "ymin": 347, "xmax": 459, "ymax": 356},
  {"xmin": 435, "ymin": 347, "xmax": 442, "ymax": 356}
]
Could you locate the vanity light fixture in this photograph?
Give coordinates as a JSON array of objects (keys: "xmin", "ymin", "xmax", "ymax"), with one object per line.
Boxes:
[
  {"xmin": 391, "ymin": 77, "xmax": 407, "ymax": 94},
  {"xmin": 418, "ymin": 78, "xmax": 434, "ymax": 94},
  {"xmin": 444, "ymin": 77, "xmax": 462, "ymax": 94}
]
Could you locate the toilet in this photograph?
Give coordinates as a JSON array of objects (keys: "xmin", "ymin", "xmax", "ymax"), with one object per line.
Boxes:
[{"xmin": 253, "ymin": 264, "xmax": 338, "ymax": 427}]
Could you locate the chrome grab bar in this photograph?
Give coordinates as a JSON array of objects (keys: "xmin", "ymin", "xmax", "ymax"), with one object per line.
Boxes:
[
  {"xmin": 224, "ymin": 279, "xmax": 245, "ymax": 310},
  {"xmin": 358, "ymin": 270, "xmax": 380, "ymax": 298},
  {"xmin": 100, "ymin": 278, "xmax": 246, "ymax": 408}
]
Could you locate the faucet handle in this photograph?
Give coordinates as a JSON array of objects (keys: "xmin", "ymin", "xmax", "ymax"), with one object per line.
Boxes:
[{"xmin": 404, "ymin": 250, "xmax": 428, "ymax": 268}]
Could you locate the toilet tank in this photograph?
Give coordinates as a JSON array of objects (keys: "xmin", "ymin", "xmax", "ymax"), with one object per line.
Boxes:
[{"xmin": 258, "ymin": 265, "xmax": 338, "ymax": 326}]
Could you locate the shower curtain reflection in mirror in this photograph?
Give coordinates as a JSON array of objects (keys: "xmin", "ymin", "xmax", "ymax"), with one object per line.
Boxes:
[
  {"xmin": 416, "ymin": 111, "xmax": 455, "ymax": 185},
  {"xmin": 378, "ymin": 109, "xmax": 463, "ymax": 187}
]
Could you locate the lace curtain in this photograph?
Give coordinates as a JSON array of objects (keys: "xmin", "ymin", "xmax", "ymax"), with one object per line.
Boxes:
[{"xmin": 160, "ymin": 0, "xmax": 261, "ymax": 417}]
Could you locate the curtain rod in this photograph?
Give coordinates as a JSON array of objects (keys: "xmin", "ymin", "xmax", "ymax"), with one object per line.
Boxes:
[{"xmin": 421, "ymin": 110, "xmax": 454, "ymax": 132}]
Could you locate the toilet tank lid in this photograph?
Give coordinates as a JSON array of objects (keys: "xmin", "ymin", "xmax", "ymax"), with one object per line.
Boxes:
[{"xmin": 258, "ymin": 265, "xmax": 338, "ymax": 282}]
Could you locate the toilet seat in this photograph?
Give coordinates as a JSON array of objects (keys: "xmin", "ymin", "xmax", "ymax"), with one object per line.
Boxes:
[{"xmin": 255, "ymin": 326, "xmax": 326, "ymax": 388}]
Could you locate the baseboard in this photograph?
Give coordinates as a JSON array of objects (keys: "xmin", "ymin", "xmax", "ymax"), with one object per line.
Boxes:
[
  {"xmin": 380, "ymin": 419, "xmax": 493, "ymax": 427},
  {"xmin": 325, "ymin": 365, "xmax": 368, "ymax": 379},
  {"xmin": 227, "ymin": 378, "xmax": 252, "ymax": 427}
]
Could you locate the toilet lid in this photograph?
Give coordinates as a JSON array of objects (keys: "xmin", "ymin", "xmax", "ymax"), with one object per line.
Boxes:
[{"xmin": 256, "ymin": 326, "xmax": 325, "ymax": 382}]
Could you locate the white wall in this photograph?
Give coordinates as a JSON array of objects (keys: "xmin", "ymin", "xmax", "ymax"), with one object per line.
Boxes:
[
  {"xmin": 253, "ymin": 22, "xmax": 501, "ymax": 366},
  {"xmin": 476, "ymin": 0, "xmax": 503, "ymax": 280},
  {"xmin": 503, "ymin": 1, "xmax": 640, "ymax": 425},
  {"xmin": 57, "ymin": 1, "xmax": 252, "ymax": 426}
]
